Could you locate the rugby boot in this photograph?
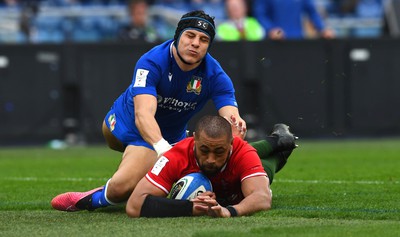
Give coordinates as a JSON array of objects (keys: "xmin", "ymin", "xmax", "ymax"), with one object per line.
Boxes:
[
  {"xmin": 51, "ymin": 187, "xmax": 103, "ymax": 212},
  {"xmin": 270, "ymin": 123, "xmax": 298, "ymax": 152},
  {"xmin": 274, "ymin": 150, "xmax": 293, "ymax": 173}
]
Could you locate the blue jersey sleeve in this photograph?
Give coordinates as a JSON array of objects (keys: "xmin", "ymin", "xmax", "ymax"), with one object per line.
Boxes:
[
  {"xmin": 128, "ymin": 57, "xmax": 160, "ymax": 98},
  {"xmin": 206, "ymin": 56, "xmax": 238, "ymax": 110},
  {"xmin": 212, "ymin": 74, "xmax": 238, "ymax": 110},
  {"xmin": 127, "ymin": 40, "xmax": 172, "ymax": 98}
]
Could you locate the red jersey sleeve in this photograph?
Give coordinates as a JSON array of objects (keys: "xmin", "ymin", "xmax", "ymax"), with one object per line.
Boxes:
[{"xmin": 231, "ymin": 138, "xmax": 267, "ymax": 182}]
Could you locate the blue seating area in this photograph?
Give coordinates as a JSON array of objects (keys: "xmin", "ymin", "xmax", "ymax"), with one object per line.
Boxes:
[
  {"xmin": 320, "ymin": 0, "xmax": 385, "ymax": 38},
  {"xmin": 0, "ymin": 0, "xmax": 388, "ymax": 44},
  {"xmin": 0, "ymin": 2, "xmax": 134, "ymax": 43}
]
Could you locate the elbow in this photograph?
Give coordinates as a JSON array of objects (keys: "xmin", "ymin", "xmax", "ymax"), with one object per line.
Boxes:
[
  {"xmin": 261, "ymin": 191, "xmax": 272, "ymax": 211},
  {"xmin": 126, "ymin": 194, "xmax": 144, "ymax": 218},
  {"xmin": 126, "ymin": 204, "xmax": 141, "ymax": 218},
  {"xmin": 264, "ymin": 198, "xmax": 272, "ymax": 211}
]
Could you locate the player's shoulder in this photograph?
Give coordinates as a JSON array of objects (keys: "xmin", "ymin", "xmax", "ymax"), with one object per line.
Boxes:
[
  {"xmin": 171, "ymin": 137, "xmax": 194, "ymax": 152},
  {"xmin": 202, "ymin": 53, "xmax": 230, "ymax": 80},
  {"xmin": 204, "ymin": 53, "xmax": 223, "ymax": 69},
  {"xmin": 166, "ymin": 138, "xmax": 194, "ymax": 158},
  {"xmin": 138, "ymin": 40, "xmax": 173, "ymax": 67},
  {"xmin": 232, "ymin": 137, "xmax": 257, "ymax": 156}
]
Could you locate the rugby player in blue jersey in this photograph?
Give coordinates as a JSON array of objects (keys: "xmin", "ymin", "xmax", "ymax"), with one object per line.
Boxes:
[{"xmin": 51, "ymin": 10, "xmax": 297, "ymax": 212}]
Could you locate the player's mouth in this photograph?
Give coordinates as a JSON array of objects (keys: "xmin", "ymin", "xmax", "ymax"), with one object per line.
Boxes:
[{"xmin": 188, "ymin": 49, "xmax": 198, "ymax": 56}]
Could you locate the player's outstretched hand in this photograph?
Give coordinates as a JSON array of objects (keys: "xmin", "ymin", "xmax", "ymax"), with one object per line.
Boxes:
[
  {"xmin": 224, "ymin": 115, "xmax": 247, "ymax": 139},
  {"xmin": 192, "ymin": 195, "xmax": 230, "ymax": 218},
  {"xmin": 191, "ymin": 192, "xmax": 215, "ymax": 216}
]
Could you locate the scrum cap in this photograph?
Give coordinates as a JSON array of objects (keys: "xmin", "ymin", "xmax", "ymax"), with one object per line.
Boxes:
[{"xmin": 174, "ymin": 10, "xmax": 216, "ymax": 44}]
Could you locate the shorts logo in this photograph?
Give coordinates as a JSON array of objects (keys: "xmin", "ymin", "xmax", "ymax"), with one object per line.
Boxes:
[
  {"xmin": 108, "ymin": 113, "xmax": 116, "ymax": 132},
  {"xmin": 186, "ymin": 76, "xmax": 202, "ymax": 95}
]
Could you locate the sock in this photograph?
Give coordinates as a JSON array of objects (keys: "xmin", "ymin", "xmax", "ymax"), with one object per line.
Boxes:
[
  {"xmin": 250, "ymin": 139, "xmax": 288, "ymax": 184},
  {"xmin": 91, "ymin": 179, "xmax": 115, "ymax": 209},
  {"xmin": 249, "ymin": 139, "xmax": 274, "ymax": 159},
  {"xmin": 261, "ymin": 157, "xmax": 278, "ymax": 184},
  {"xmin": 91, "ymin": 187, "xmax": 112, "ymax": 209}
]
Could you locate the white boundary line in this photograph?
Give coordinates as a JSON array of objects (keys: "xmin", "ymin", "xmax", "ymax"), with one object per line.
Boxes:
[
  {"xmin": 274, "ymin": 179, "xmax": 399, "ymax": 185},
  {"xmin": 2, "ymin": 177, "xmax": 108, "ymax": 182},
  {"xmin": 2, "ymin": 177, "xmax": 399, "ymax": 184}
]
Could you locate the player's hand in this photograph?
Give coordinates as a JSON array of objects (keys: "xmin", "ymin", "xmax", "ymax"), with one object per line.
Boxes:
[
  {"xmin": 225, "ymin": 115, "xmax": 247, "ymax": 139},
  {"xmin": 191, "ymin": 194, "xmax": 215, "ymax": 216},
  {"xmin": 192, "ymin": 196, "xmax": 230, "ymax": 218},
  {"xmin": 269, "ymin": 28, "xmax": 285, "ymax": 40},
  {"xmin": 209, "ymin": 204, "xmax": 231, "ymax": 218},
  {"xmin": 197, "ymin": 191, "xmax": 216, "ymax": 199}
]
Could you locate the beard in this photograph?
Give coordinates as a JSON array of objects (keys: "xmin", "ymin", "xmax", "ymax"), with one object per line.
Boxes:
[{"xmin": 199, "ymin": 164, "xmax": 220, "ymax": 177}]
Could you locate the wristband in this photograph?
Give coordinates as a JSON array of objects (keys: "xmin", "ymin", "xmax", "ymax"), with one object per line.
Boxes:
[
  {"xmin": 140, "ymin": 195, "xmax": 193, "ymax": 217},
  {"xmin": 153, "ymin": 138, "xmax": 172, "ymax": 157},
  {"xmin": 226, "ymin": 205, "xmax": 238, "ymax": 217}
]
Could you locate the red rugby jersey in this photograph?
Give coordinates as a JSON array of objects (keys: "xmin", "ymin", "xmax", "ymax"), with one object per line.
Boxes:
[{"xmin": 146, "ymin": 137, "xmax": 267, "ymax": 206}]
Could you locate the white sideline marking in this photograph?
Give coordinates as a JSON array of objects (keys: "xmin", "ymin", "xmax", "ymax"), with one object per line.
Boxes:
[
  {"xmin": 274, "ymin": 179, "xmax": 399, "ymax": 185},
  {"xmin": 2, "ymin": 177, "xmax": 398, "ymax": 184},
  {"xmin": 3, "ymin": 177, "xmax": 108, "ymax": 182}
]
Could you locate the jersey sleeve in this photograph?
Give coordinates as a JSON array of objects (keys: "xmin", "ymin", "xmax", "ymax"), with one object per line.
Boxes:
[
  {"xmin": 145, "ymin": 139, "xmax": 192, "ymax": 194},
  {"xmin": 128, "ymin": 56, "xmax": 161, "ymax": 98},
  {"xmin": 145, "ymin": 154, "xmax": 180, "ymax": 194},
  {"xmin": 233, "ymin": 139, "xmax": 267, "ymax": 182},
  {"xmin": 207, "ymin": 57, "xmax": 238, "ymax": 110}
]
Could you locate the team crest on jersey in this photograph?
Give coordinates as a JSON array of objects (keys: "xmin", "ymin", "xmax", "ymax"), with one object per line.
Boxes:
[
  {"xmin": 108, "ymin": 113, "xmax": 116, "ymax": 132},
  {"xmin": 186, "ymin": 76, "xmax": 202, "ymax": 95}
]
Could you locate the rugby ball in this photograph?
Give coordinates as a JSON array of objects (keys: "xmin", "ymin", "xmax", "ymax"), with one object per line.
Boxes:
[{"xmin": 169, "ymin": 172, "xmax": 213, "ymax": 200}]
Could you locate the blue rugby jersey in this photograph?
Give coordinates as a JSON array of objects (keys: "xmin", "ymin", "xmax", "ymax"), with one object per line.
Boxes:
[{"xmin": 111, "ymin": 39, "xmax": 238, "ymax": 144}]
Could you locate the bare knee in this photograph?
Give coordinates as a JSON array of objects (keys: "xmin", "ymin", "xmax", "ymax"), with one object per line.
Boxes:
[{"xmin": 106, "ymin": 179, "xmax": 134, "ymax": 203}]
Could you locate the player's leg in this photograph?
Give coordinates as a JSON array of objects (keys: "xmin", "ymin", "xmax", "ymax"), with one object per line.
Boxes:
[
  {"xmin": 259, "ymin": 150, "xmax": 292, "ymax": 184},
  {"xmin": 102, "ymin": 121, "xmax": 124, "ymax": 152},
  {"xmin": 51, "ymin": 118, "xmax": 158, "ymax": 211},
  {"xmin": 51, "ymin": 145, "xmax": 158, "ymax": 211},
  {"xmin": 249, "ymin": 124, "xmax": 297, "ymax": 184},
  {"xmin": 89, "ymin": 145, "xmax": 158, "ymax": 207},
  {"xmin": 106, "ymin": 145, "xmax": 158, "ymax": 203},
  {"xmin": 85, "ymin": 117, "xmax": 159, "ymax": 208}
]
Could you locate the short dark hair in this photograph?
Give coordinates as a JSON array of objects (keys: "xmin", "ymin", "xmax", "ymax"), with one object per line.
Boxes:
[
  {"xmin": 194, "ymin": 115, "xmax": 232, "ymax": 141},
  {"xmin": 174, "ymin": 10, "xmax": 216, "ymax": 43}
]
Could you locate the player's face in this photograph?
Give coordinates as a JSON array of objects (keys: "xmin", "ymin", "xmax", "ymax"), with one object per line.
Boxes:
[
  {"xmin": 194, "ymin": 131, "xmax": 232, "ymax": 176},
  {"xmin": 177, "ymin": 29, "xmax": 210, "ymax": 65}
]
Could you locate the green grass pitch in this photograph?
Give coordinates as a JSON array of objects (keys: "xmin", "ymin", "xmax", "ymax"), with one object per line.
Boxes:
[{"xmin": 0, "ymin": 139, "xmax": 399, "ymax": 237}]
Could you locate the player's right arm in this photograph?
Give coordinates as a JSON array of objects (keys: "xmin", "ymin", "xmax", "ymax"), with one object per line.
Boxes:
[
  {"xmin": 125, "ymin": 174, "xmax": 166, "ymax": 217},
  {"xmin": 126, "ymin": 147, "xmax": 211, "ymax": 218},
  {"xmin": 134, "ymin": 94, "xmax": 171, "ymax": 157},
  {"xmin": 126, "ymin": 173, "xmax": 210, "ymax": 218}
]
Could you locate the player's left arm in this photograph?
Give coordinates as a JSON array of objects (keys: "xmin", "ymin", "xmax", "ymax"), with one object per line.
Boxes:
[
  {"xmin": 202, "ymin": 175, "xmax": 271, "ymax": 217},
  {"xmin": 233, "ymin": 175, "xmax": 272, "ymax": 215}
]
